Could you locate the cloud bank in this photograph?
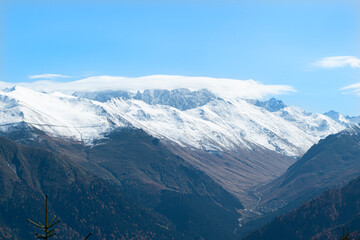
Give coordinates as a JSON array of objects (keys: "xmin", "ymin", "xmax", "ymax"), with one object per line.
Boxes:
[
  {"xmin": 1, "ymin": 75, "xmax": 295, "ymax": 99},
  {"xmin": 340, "ymin": 82, "xmax": 360, "ymax": 96},
  {"xmin": 313, "ymin": 56, "xmax": 360, "ymax": 68},
  {"xmin": 28, "ymin": 73, "xmax": 71, "ymax": 79}
]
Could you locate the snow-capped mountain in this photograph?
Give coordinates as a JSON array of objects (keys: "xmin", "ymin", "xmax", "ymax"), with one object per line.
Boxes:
[
  {"xmin": 273, "ymin": 106, "xmax": 344, "ymax": 139},
  {"xmin": 324, "ymin": 110, "xmax": 360, "ymax": 126},
  {"xmin": 0, "ymin": 87, "xmax": 128, "ymax": 143},
  {"xmin": 248, "ymin": 98, "xmax": 287, "ymax": 112},
  {"xmin": 0, "ymin": 85, "xmax": 346, "ymax": 157},
  {"xmin": 74, "ymin": 88, "xmax": 217, "ymax": 111}
]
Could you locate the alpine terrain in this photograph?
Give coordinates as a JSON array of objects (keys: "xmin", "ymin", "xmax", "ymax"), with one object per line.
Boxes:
[{"xmin": 0, "ymin": 78, "xmax": 357, "ymax": 239}]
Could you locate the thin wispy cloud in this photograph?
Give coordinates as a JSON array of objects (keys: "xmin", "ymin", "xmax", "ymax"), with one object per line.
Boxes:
[
  {"xmin": 28, "ymin": 74, "xmax": 71, "ymax": 79},
  {"xmin": 340, "ymin": 82, "xmax": 360, "ymax": 96},
  {"xmin": 2, "ymin": 75, "xmax": 296, "ymax": 99},
  {"xmin": 313, "ymin": 56, "xmax": 360, "ymax": 69}
]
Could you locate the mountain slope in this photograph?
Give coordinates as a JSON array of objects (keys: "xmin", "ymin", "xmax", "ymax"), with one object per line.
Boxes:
[
  {"xmin": 243, "ymin": 175, "xmax": 360, "ymax": 240},
  {"xmin": 88, "ymin": 129, "xmax": 243, "ymax": 240},
  {"xmin": 0, "ymin": 127, "xmax": 244, "ymax": 239},
  {"xmin": 0, "ymin": 86, "xmax": 345, "ymax": 157},
  {"xmin": 165, "ymin": 142, "xmax": 294, "ymax": 204},
  {"xmin": 0, "ymin": 119, "xmax": 294, "ymax": 210},
  {"xmin": 258, "ymin": 124, "xmax": 360, "ymax": 213},
  {"xmin": 0, "ymin": 136, "xmax": 178, "ymax": 240},
  {"xmin": 324, "ymin": 110, "xmax": 360, "ymax": 126},
  {"xmin": 0, "ymin": 87, "xmax": 127, "ymax": 142},
  {"xmin": 100, "ymin": 94, "xmax": 345, "ymax": 156},
  {"xmin": 0, "ymin": 85, "xmax": 346, "ymax": 215}
]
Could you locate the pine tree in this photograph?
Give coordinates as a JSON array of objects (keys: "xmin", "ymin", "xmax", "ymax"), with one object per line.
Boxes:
[
  {"xmin": 27, "ymin": 194, "xmax": 60, "ymax": 239},
  {"xmin": 28, "ymin": 194, "xmax": 92, "ymax": 240},
  {"xmin": 340, "ymin": 226, "xmax": 350, "ymax": 240}
]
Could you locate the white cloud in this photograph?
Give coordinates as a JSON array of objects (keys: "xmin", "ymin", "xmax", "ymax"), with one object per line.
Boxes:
[
  {"xmin": 340, "ymin": 82, "xmax": 360, "ymax": 96},
  {"xmin": 2, "ymin": 75, "xmax": 295, "ymax": 99},
  {"xmin": 313, "ymin": 56, "xmax": 360, "ymax": 68},
  {"xmin": 28, "ymin": 74, "xmax": 71, "ymax": 79},
  {"xmin": 0, "ymin": 81, "xmax": 12, "ymax": 89}
]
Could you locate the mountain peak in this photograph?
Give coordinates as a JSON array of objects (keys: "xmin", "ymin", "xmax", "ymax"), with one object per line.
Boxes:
[
  {"xmin": 324, "ymin": 110, "xmax": 342, "ymax": 120},
  {"xmin": 133, "ymin": 88, "xmax": 216, "ymax": 111},
  {"xmin": 323, "ymin": 110, "xmax": 360, "ymax": 126},
  {"xmin": 249, "ymin": 97, "xmax": 287, "ymax": 112},
  {"xmin": 74, "ymin": 88, "xmax": 217, "ymax": 111},
  {"xmin": 2, "ymin": 85, "xmax": 29, "ymax": 93}
]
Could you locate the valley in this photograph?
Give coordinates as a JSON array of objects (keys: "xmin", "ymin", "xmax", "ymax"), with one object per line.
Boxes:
[
  {"xmin": 0, "ymin": 86, "xmax": 359, "ymax": 239},
  {"xmin": 3, "ymin": 2, "xmax": 359, "ymax": 239}
]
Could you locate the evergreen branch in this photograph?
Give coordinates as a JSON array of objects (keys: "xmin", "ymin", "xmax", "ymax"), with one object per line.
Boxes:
[
  {"xmin": 47, "ymin": 232, "xmax": 57, "ymax": 238},
  {"xmin": 35, "ymin": 233, "xmax": 46, "ymax": 237},
  {"xmin": 49, "ymin": 215, "xmax": 57, "ymax": 225},
  {"xmin": 37, "ymin": 221, "xmax": 45, "ymax": 228},
  {"xmin": 84, "ymin": 232, "xmax": 93, "ymax": 240},
  {"xmin": 37, "ymin": 236, "xmax": 48, "ymax": 240},
  {"xmin": 48, "ymin": 220, "xmax": 61, "ymax": 228},
  {"xmin": 27, "ymin": 219, "xmax": 44, "ymax": 228}
]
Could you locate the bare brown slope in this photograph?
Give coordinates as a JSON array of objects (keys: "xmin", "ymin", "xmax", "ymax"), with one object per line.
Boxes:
[
  {"xmin": 243, "ymin": 175, "xmax": 360, "ymax": 240},
  {"xmin": 259, "ymin": 125, "xmax": 360, "ymax": 213},
  {"xmin": 166, "ymin": 142, "xmax": 295, "ymax": 205}
]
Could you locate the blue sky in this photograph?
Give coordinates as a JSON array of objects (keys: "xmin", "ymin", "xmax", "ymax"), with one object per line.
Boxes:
[{"xmin": 1, "ymin": 0, "xmax": 360, "ymax": 115}]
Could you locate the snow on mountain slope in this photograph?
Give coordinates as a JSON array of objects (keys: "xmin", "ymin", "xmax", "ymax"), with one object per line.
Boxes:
[
  {"xmin": 74, "ymin": 88, "xmax": 217, "ymax": 110},
  {"xmin": 248, "ymin": 98, "xmax": 287, "ymax": 112},
  {"xmin": 0, "ymin": 86, "xmax": 345, "ymax": 156},
  {"xmin": 324, "ymin": 110, "xmax": 360, "ymax": 126},
  {"xmin": 101, "ymin": 96, "xmax": 343, "ymax": 156},
  {"xmin": 102, "ymin": 97, "xmax": 253, "ymax": 152},
  {"xmin": 274, "ymin": 106, "xmax": 344, "ymax": 139},
  {"xmin": 0, "ymin": 86, "xmax": 127, "ymax": 142},
  {"xmin": 247, "ymin": 99, "xmax": 347, "ymax": 139},
  {"xmin": 189, "ymin": 99, "xmax": 315, "ymax": 155}
]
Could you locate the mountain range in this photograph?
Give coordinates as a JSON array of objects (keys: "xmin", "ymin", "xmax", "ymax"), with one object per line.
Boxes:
[
  {"xmin": 0, "ymin": 86, "xmax": 351, "ymax": 203},
  {"xmin": 0, "ymin": 84, "xmax": 359, "ymax": 239},
  {"xmin": 324, "ymin": 110, "xmax": 360, "ymax": 126},
  {"xmin": 0, "ymin": 86, "xmax": 347, "ymax": 156}
]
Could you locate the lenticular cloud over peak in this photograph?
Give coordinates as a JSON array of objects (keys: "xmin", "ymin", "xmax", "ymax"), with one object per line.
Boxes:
[
  {"xmin": 28, "ymin": 73, "xmax": 72, "ymax": 79},
  {"xmin": 0, "ymin": 75, "xmax": 295, "ymax": 99}
]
